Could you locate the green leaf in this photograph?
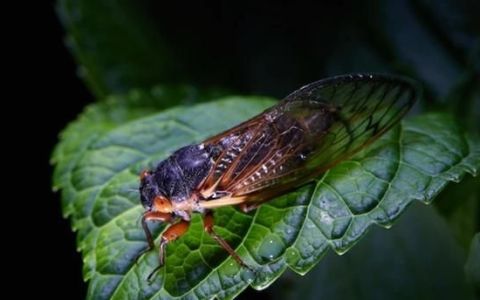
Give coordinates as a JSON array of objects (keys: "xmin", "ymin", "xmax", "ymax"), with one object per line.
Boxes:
[
  {"xmin": 268, "ymin": 203, "xmax": 476, "ymax": 300},
  {"xmin": 435, "ymin": 176, "xmax": 479, "ymax": 249},
  {"xmin": 57, "ymin": 0, "xmax": 180, "ymax": 97},
  {"xmin": 381, "ymin": 0, "xmax": 463, "ymax": 99},
  {"xmin": 465, "ymin": 233, "xmax": 480, "ymax": 289},
  {"xmin": 52, "ymin": 97, "xmax": 479, "ymax": 299}
]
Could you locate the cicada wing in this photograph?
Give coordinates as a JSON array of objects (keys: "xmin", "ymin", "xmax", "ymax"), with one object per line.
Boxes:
[
  {"xmin": 290, "ymin": 74, "xmax": 416, "ymax": 171},
  {"xmin": 199, "ymin": 115, "xmax": 266, "ymax": 196},
  {"xmin": 222, "ymin": 74, "xmax": 417, "ymax": 200}
]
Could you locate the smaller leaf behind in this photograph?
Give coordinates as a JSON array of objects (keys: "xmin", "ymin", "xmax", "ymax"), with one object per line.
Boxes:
[
  {"xmin": 465, "ymin": 233, "xmax": 480, "ymax": 290},
  {"xmin": 57, "ymin": 0, "xmax": 178, "ymax": 96}
]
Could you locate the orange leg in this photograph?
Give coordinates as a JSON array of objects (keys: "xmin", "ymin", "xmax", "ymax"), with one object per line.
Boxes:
[
  {"xmin": 203, "ymin": 211, "xmax": 251, "ymax": 270},
  {"xmin": 147, "ymin": 220, "xmax": 190, "ymax": 281},
  {"xmin": 136, "ymin": 211, "xmax": 172, "ymax": 262}
]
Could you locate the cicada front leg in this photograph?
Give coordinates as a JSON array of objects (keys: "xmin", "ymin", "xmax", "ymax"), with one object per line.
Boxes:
[
  {"xmin": 147, "ymin": 220, "xmax": 191, "ymax": 282},
  {"xmin": 136, "ymin": 211, "xmax": 173, "ymax": 263}
]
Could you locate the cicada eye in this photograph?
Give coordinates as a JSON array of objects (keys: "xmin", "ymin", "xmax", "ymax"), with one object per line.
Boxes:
[
  {"xmin": 139, "ymin": 171, "xmax": 157, "ymax": 210},
  {"xmin": 140, "ymin": 192, "xmax": 152, "ymax": 210},
  {"xmin": 140, "ymin": 169, "xmax": 151, "ymax": 181}
]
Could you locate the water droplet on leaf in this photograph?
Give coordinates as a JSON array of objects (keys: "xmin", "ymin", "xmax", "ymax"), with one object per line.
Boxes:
[
  {"xmin": 241, "ymin": 269, "xmax": 255, "ymax": 283},
  {"xmin": 258, "ymin": 234, "xmax": 284, "ymax": 262},
  {"xmin": 223, "ymin": 261, "xmax": 238, "ymax": 276},
  {"xmin": 287, "ymin": 249, "xmax": 298, "ymax": 258}
]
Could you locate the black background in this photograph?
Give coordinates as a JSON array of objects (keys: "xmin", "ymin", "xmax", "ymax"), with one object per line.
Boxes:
[{"xmin": 32, "ymin": 2, "xmax": 92, "ymax": 299}]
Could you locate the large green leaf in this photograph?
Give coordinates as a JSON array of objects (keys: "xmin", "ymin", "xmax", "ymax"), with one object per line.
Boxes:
[{"xmin": 52, "ymin": 96, "xmax": 479, "ymax": 299}]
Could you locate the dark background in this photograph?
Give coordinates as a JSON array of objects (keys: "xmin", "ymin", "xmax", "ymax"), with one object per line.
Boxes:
[
  {"xmin": 34, "ymin": 2, "xmax": 92, "ymax": 299},
  {"xmin": 34, "ymin": 0, "xmax": 478, "ymax": 299}
]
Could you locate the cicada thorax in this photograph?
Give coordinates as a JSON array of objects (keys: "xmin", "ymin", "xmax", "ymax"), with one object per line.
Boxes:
[{"xmin": 148, "ymin": 144, "xmax": 215, "ymax": 203}]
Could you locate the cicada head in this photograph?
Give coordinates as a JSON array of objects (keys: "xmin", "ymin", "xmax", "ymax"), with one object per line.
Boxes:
[
  {"xmin": 139, "ymin": 169, "xmax": 156, "ymax": 210},
  {"xmin": 139, "ymin": 169, "xmax": 173, "ymax": 213}
]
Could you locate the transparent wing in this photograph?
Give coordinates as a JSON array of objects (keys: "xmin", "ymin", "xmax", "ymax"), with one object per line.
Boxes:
[{"xmin": 201, "ymin": 74, "xmax": 417, "ymax": 204}]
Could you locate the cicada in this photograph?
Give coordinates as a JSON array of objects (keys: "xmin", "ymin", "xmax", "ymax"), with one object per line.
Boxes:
[{"xmin": 138, "ymin": 74, "xmax": 417, "ymax": 278}]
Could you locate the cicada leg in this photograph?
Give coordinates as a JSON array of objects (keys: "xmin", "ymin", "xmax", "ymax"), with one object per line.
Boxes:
[
  {"xmin": 147, "ymin": 220, "xmax": 190, "ymax": 282},
  {"xmin": 136, "ymin": 211, "xmax": 172, "ymax": 263},
  {"xmin": 203, "ymin": 211, "xmax": 253, "ymax": 271}
]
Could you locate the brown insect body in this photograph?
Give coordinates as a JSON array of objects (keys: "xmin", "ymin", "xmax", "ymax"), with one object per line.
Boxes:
[{"xmin": 138, "ymin": 74, "xmax": 417, "ymax": 278}]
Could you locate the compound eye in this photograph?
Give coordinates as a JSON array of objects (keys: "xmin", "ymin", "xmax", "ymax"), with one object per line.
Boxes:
[{"xmin": 140, "ymin": 169, "xmax": 151, "ymax": 180}]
